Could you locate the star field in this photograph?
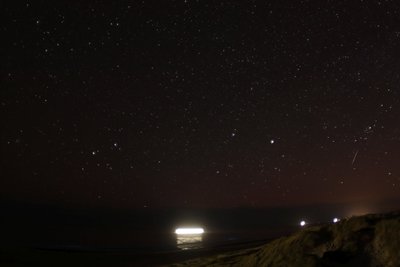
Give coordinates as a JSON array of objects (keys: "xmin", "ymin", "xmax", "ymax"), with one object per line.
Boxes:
[{"xmin": 1, "ymin": 1, "xmax": 400, "ymax": 209}]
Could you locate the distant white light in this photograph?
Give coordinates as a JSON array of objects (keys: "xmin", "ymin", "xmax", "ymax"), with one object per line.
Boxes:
[
  {"xmin": 175, "ymin": 228, "xmax": 204, "ymax": 235},
  {"xmin": 270, "ymin": 139, "xmax": 275, "ymax": 144},
  {"xmin": 333, "ymin": 217, "xmax": 340, "ymax": 223},
  {"xmin": 300, "ymin": 220, "xmax": 306, "ymax": 227}
]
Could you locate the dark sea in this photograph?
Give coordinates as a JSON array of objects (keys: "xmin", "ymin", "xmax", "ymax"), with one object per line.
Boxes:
[{"xmin": 0, "ymin": 203, "xmax": 342, "ymax": 252}]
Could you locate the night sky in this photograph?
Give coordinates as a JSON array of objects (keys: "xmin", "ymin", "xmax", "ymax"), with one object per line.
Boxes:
[{"xmin": 2, "ymin": 1, "xmax": 400, "ymax": 210}]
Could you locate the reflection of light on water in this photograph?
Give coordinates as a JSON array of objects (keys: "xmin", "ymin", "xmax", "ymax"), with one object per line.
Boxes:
[
  {"xmin": 175, "ymin": 227, "xmax": 204, "ymax": 250},
  {"xmin": 176, "ymin": 234, "xmax": 203, "ymax": 250}
]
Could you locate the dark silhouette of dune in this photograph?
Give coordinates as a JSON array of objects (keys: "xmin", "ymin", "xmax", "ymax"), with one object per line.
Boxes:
[{"xmin": 168, "ymin": 211, "xmax": 400, "ymax": 267}]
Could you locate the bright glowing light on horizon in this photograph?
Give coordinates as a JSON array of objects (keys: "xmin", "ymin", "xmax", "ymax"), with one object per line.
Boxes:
[
  {"xmin": 175, "ymin": 227, "xmax": 204, "ymax": 235},
  {"xmin": 333, "ymin": 217, "xmax": 340, "ymax": 223},
  {"xmin": 300, "ymin": 220, "xmax": 306, "ymax": 227}
]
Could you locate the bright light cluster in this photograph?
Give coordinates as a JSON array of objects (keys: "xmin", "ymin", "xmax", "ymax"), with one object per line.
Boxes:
[
  {"xmin": 300, "ymin": 220, "xmax": 306, "ymax": 227},
  {"xmin": 175, "ymin": 227, "xmax": 204, "ymax": 235},
  {"xmin": 333, "ymin": 217, "xmax": 340, "ymax": 223}
]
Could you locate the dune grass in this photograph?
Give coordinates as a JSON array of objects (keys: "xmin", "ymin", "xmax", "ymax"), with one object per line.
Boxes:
[{"xmin": 168, "ymin": 211, "xmax": 400, "ymax": 267}]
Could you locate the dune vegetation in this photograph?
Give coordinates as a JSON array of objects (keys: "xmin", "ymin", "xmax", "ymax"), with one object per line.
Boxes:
[{"xmin": 168, "ymin": 211, "xmax": 400, "ymax": 267}]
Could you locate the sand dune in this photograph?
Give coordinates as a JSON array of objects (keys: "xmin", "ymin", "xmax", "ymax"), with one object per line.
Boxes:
[{"xmin": 168, "ymin": 211, "xmax": 400, "ymax": 267}]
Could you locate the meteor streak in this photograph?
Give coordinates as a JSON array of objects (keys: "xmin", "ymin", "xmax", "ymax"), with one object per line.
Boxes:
[{"xmin": 351, "ymin": 150, "xmax": 359, "ymax": 165}]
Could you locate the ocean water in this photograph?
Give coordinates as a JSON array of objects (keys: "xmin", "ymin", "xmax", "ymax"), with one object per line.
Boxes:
[
  {"xmin": 30, "ymin": 226, "xmax": 292, "ymax": 254},
  {"xmin": 3, "ymin": 215, "xmax": 294, "ymax": 254},
  {"xmin": 3, "ymin": 202, "xmax": 379, "ymax": 253}
]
